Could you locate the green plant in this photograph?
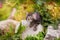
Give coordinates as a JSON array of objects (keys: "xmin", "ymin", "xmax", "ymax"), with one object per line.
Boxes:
[
  {"xmin": 25, "ymin": 32, "xmax": 45, "ymax": 40},
  {"xmin": 0, "ymin": 23, "xmax": 26, "ymax": 40},
  {"xmin": 33, "ymin": 0, "xmax": 60, "ymax": 30},
  {"xmin": 54, "ymin": 37, "xmax": 60, "ymax": 40},
  {"xmin": 16, "ymin": 23, "xmax": 26, "ymax": 34}
]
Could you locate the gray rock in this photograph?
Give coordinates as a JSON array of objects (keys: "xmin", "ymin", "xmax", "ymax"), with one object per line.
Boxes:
[{"xmin": 44, "ymin": 25, "xmax": 60, "ymax": 40}]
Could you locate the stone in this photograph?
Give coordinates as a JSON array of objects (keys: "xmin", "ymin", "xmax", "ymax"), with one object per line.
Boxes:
[{"xmin": 44, "ymin": 25, "xmax": 60, "ymax": 40}]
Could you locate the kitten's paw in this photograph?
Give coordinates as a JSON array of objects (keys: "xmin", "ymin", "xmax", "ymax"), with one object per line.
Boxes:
[{"xmin": 33, "ymin": 27, "xmax": 37, "ymax": 31}]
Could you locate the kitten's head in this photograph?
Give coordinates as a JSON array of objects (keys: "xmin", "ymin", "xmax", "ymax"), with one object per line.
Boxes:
[
  {"xmin": 26, "ymin": 12, "xmax": 33, "ymax": 22},
  {"xmin": 32, "ymin": 12, "xmax": 41, "ymax": 20},
  {"xmin": 26, "ymin": 12, "xmax": 41, "ymax": 22}
]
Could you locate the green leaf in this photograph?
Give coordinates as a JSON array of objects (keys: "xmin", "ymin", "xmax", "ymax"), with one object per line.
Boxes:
[
  {"xmin": 16, "ymin": 23, "xmax": 26, "ymax": 34},
  {"xmin": 25, "ymin": 32, "xmax": 45, "ymax": 40}
]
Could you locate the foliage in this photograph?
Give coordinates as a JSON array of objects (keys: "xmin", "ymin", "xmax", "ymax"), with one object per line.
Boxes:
[
  {"xmin": 0, "ymin": 23, "xmax": 26, "ymax": 40},
  {"xmin": 0, "ymin": 0, "xmax": 26, "ymax": 21},
  {"xmin": 16, "ymin": 23, "xmax": 26, "ymax": 34},
  {"xmin": 54, "ymin": 37, "xmax": 60, "ymax": 40},
  {"xmin": 0, "ymin": 3, "xmax": 12, "ymax": 21},
  {"xmin": 0, "ymin": 0, "xmax": 5, "ymax": 3},
  {"xmin": 7, "ymin": 0, "xmax": 26, "ymax": 8},
  {"xmin": 25, "ymin": 32, "xmax": 45, "ymax": 40},
  {"xmin": 33, "ymin": 0, "xmax": 60, "ymax": 29},
  {"xmin": 0, "ymin": 32, "xmax": 22, "ymax": 40},
  {"xmin": 33, "ymin": 0, "xmax": 51, "ymax": 28},
  {"xmin": 0, "ymin": 0, "xmax": 60, "ymax": 40}
]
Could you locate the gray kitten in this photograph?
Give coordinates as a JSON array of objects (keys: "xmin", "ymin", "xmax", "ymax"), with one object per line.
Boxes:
[{"xmin": 26, "ymin": 12, "xmax": 42, "ymax": 31}]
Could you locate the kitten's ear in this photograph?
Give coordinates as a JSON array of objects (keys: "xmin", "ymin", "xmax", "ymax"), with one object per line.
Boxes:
[{"xmin": 32, "ymin": 12, "xmax": 40, "ymax": 20}]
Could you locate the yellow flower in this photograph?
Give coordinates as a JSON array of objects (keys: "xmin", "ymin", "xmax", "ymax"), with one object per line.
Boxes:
[{"xmin": 14, "ymin": 2, "xmax": 34, "ymax": 21}]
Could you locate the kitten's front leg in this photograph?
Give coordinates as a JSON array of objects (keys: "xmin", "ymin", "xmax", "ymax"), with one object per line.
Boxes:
[{"xmin": 33, "ymin": 24, "xmax": 38, "ymax": 31}]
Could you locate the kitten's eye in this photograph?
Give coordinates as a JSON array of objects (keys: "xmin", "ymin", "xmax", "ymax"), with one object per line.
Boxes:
[
  {"xmin": 27, "ymin": 17, "xmax": 30, "ymax": 20},
  {"xmin": 27, "ymin": 16, "xmax": 31, "ymax": 20},
  {"xmin": 27, "ymin": 16, "xmax": 33, "ymax": 22}
]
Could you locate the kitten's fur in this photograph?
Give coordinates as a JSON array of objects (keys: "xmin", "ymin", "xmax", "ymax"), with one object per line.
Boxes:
[{"xmin": 26, "ymin": 12, "xmax": 42, "ymax": 31}]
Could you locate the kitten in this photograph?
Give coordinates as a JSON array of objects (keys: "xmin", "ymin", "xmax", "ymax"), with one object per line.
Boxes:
[{"xmin": 26, "ymin": 12, "xmax": 42, "ymax": 31}]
